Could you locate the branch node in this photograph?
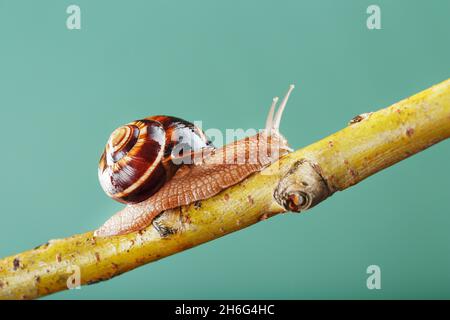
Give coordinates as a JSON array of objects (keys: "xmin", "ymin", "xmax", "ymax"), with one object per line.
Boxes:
[
  {"xmin": 274, "ymin": 159, "xmax": 332, "ymax": 213},
  {"xmin": 348, "ymin": 112, "xmax": 373, "ymax": 125}
]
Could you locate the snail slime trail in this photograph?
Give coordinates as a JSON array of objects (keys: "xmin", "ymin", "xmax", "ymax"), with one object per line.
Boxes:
[{"xmin": 95, "ymin": 85, "xmax": 295, "ymax": 237}]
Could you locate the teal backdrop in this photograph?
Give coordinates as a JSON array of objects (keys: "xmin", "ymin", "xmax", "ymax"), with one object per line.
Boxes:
[{"xmin": 0, "ymin": 0, "xmax": 449, "ymax": 299}]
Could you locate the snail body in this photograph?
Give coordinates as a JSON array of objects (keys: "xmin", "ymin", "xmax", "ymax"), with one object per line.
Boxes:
[{"xmin": 95, "ymin": 85, "xmax": 295, "ymax": 237}]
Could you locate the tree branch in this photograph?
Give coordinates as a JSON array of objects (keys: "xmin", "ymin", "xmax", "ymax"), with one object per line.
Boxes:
[{"xmin": 1, "ymin": 79, "xmax": 449, "ymax": 300}]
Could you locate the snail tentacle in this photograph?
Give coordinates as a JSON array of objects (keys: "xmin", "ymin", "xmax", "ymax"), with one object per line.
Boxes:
[
  {"xmin": 265, "ymin": 96, "xmax": 279, "ymax": 133},
  {"xmin": 273, "ymin": 84, "xmax": 295, "ymax": 132}
]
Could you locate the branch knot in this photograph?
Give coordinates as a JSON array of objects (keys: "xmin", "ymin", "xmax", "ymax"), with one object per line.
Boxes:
[{"xmin": 274, "ymin": 159, "xmax": 332, "ymax": 212}]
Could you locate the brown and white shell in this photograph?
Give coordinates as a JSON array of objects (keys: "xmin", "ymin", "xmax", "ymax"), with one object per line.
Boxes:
[{"xmin": 98, "ymin": 116, "xmax": 212, "ymax": 204}]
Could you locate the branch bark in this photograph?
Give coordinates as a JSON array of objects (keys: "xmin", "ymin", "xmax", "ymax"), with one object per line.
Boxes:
[{"xmin": 1, "ymin": 79, "xmax": 449, "ymax": 300}]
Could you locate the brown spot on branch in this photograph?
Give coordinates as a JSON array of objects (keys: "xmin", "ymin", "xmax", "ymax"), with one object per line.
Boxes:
[
  {"xmin": 194, "ymin": 201, "xmax": 202, "ymax": 209},
  {"xmin": 349, "ymin": 112, "xmax": 373, "ymax": 125},
  {"xmin": 13, "ymin": 258, "xmax": 20, "ymax": 271}
]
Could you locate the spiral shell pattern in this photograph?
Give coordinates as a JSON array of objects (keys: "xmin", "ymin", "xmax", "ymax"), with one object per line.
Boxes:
[{"xmin": 98, "ymin": 116, "xmax": 212, "ymax": 204}]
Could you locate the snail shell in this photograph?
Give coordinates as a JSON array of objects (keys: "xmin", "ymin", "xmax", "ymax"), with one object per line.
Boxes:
[
  {"xmin": 98, "ymin": 116, "xmax": 212, "ymax": 204},
  {"xmin": 95, "ymin": 85, "xmax": 294, "ymax": 237}
]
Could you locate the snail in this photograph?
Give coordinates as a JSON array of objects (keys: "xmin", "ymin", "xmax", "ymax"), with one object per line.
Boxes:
[{"xmin": 95, "ymin": 85, "xmax": 295, "ymax": 237}]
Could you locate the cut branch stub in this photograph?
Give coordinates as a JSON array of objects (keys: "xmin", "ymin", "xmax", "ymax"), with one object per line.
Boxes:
[{"xmin": 274, "ymin": 159, "xmax": 333, "ymax": 212}]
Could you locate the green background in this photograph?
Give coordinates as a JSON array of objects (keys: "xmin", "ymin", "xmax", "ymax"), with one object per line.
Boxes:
[{"xmin": 0, "ymin": 0, "xmax": 449, "ymax": 299}]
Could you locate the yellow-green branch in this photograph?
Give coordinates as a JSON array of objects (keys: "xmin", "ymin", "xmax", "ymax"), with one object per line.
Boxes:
[{"xmin": 1, "ymin": 78, "xmax": 449, "ymax": 300}]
